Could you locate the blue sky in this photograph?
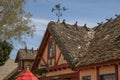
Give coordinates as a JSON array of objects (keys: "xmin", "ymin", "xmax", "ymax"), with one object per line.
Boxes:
[{"xmin": 10, "ymin": 0, "xmax": 120, "ymax": 59}]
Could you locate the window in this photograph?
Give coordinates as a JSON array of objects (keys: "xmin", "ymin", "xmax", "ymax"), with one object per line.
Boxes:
[
  {"xmin": 100, "ymin": 74, "xmax": 115, "ymax": 80},
  {"xmin": 48, "ymin": 40, "xmax": 55, "ymax": 66},
  {"xmin": 52, "ymin": 76, "xmax": 59, "ymax": 80},
  {"xmin": 18, "ymin": 60, "xmax": 22, "ymax": 70},
  {"xmin": 64, "ymin": 78, "xmax": 72, "ymax": 80},
  {"xmin": 48, "ymin": 40, "xmax": 55, "ymax": 58},
  {"xmin": 82, "ymin": 76, "xmax": 91, "ymax": 80}
]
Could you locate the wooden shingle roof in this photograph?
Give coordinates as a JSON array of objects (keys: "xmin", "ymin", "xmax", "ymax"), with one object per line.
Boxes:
[
  {"xmin": 47, "ymin": 15, "xmax": 120, "ymax": 68},
  {"xmin": 0, "ymin": 59, "xmax": 18, "ymax": 80},
  {"xmin": 15, "ymin": 48, "xmax": 37, "ymax": 62}
]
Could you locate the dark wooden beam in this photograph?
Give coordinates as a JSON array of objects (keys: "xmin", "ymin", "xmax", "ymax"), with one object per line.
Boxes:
[
  {"xmin": 22, "ymin": 60, "xmax": 25, "ymax": 70},
  {"xmin": 43, "ymin": 72, "xmax": 78, "ymax": 80},
  {"xmin": 42, "ymin": 58, "xmax": 47, "ymax": 65},
  {"xmin": 47, "ymin": 63, "xmax": 69, "ymax": 72},
  {"xmin": 115, "ymin": 64, "xmax": 118, "ymax": 80},
  {"xmin": 56, "ymin": 52, "xmax": 62, "ymax": 65},
  {"xmin": 32, "ymin": 30, "xmax": 50, "ymax": 71},
  {"xmin": 74, "ymin": 60, "xmax": 120, "ymax": 71},
  {"xmin": 96, "ymin": 67, "xmax": 99, "ymax": 80}
]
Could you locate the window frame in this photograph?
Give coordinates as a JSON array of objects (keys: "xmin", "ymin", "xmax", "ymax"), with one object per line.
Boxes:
[
  {"xmin": 100, "ymin": 73, "xmax": 115, "ymax": 80},
  {"xmin": 48, "ymin": 40, "xmax": 55, "ymax": 58},
  {"xmin": 82, "ymin": 75, "xmax": 91, "ymax": 80}
]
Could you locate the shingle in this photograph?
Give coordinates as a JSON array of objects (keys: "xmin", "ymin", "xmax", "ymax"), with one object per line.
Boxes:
[
  {"xmin": 18, "ymin": 49, "xmax": 37, "ymax": 60},
  {"xmin": 48, "ymin": 21, "xmax": 94, "ymax": 68},
  {"xmin": 47, "ymin": 15, "xmax": 120, "ymax": 68},
  {"xmin": 0, "ymin": 59, "xmax": 18, "ymax": 80}
]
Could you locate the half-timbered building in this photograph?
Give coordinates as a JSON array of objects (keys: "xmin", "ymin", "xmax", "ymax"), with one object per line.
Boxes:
[
  {"xmin": 32, "ymin": 15, "xmax": 120, "ymax": 80},
  {"xmin": 5, "ymin": 48, "xmax": 38, "ymax": 80},
  {"xmin": 15, "ymin": 47, "xmax": 38, "ymax": 70}
]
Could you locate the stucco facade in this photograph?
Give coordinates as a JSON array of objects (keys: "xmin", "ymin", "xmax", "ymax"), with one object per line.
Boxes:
[
  {"xmin": 80, "ymin": 69, "xmax": 96, "ymax": 80},
  {"xmin": 99, "ymin": 66, "xmax": 115, "ymax": 75},
  {"xmin": 79, "ymin": 65, "xmax": 120, "ymax": 80},
  {"xmin": 38, "ymin": 36, "xmax": 76, "ymax": 80}
]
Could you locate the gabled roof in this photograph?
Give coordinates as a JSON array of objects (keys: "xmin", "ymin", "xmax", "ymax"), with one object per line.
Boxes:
[
  {"xmin": 48, "ymin": 21, "xmax": 94, "ymax": 68},
  {"xmin": 0, "ymin": 59, "xmax": 18, "ymax": 80},
  {"xmin": 15, "ymin": 48, "xmax": 38, "ymax": 62},
  {"xmin": 32, "ymin": 29, "xmax": 50, "ymax": 70},
  {"xmin": 32, "ymin": 15, "xmax": 120, "ymax": 70},
  {"xmin": 48, "ymin": 15, "xmax": 120, "ymax": 68},
  {"xmin": 84, "ymin": 15, "xmax": 120, "ymax": 67}
]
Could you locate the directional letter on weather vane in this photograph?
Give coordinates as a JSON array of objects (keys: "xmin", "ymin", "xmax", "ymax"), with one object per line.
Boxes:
[{"xmin": 51, "ymin": 4, "xmax": 67, "ymax": 22}]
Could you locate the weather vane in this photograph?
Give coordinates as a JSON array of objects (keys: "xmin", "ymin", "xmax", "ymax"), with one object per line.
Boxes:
[{"xmin": 51, "ymin": 3, "xmax": 67, "ymax": 22}]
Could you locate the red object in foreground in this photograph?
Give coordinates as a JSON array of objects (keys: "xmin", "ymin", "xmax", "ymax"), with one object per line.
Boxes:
[{"xmin": 16, "ymin": 70, "xmax": 38, "ymax": 80}]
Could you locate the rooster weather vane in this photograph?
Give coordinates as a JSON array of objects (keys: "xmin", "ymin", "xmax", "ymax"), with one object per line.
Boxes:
[{"xmin": 52, "ymin": 4, "xmax": 67, "ymax": 22}]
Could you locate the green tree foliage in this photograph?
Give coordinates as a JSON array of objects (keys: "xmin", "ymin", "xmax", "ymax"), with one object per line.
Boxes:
[
  {"xmin": 0, "ymin": 0, "xmax": 35, "ymax": 65},
  {"xmin": 0, "ymin": 0, "xmax": 35, "ymax": 42},
  {"xmin": 0, "ymin": 40, "xmax": 13, "ymax": 66}
]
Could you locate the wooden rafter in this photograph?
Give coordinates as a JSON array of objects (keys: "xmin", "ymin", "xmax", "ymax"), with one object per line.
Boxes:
[{"xmin": 56, "ymin": 52, "xmax": 62, "ymax": 65}]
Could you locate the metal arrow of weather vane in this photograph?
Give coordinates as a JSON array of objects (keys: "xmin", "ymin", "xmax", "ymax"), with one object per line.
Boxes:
[{"xmin": 51, "ymin": 3, "xmax": 67, "ymax": 22}]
